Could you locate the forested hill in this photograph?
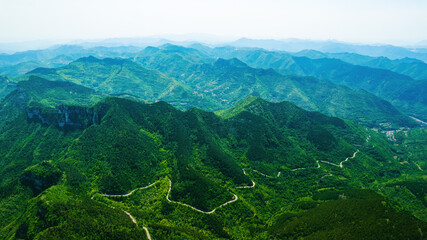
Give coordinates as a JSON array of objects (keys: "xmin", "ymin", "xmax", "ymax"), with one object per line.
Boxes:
[
  {"xmin": 0, "ymin": 87, "xmax": 425, "ymax": 239},
  {"xmin": 202, "ymin": 46, "xmax": 427, "ymax": 121},
  {"xmin": 23, "ymin": 56, "xmax": 219, "ymax": 111},
  {"xmin": 21, "ymin": 54, "xmax": 417, "ymax": 129}
]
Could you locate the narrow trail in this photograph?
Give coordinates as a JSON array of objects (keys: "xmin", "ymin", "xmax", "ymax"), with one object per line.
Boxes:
[
  {"xmin": 311, "ymin": 134, "xmax": 369, "ymax": 170},
  {"xmin": 415, "ymin": 163, "xmax": 423, "ymax": 171},
  {"xmin": 93, "ymin": 133, "xmax": 373, "ymax": 238},
  {"xmin": 103, "ymin": 179, "xmax": 240, "ymax": 216},
  {"xmin": 123, "ymin": 210, "xmax": 152, "ymax": 240},
  {"xmin": 317, "ymin": 150, "xmax": 360, "ymax": 168},
  {"xmin": 410, "ymin": 116, "xmax": 427, "ymax": 125},
  {"xmin": 236, "ymin": 180, "xmax": 256, "ymax": 189},
  {"xmin": 236, "ymin": 168, "xmax": 260, "ymax": 188},
  {"xmin": 291, "ymin": 167, "xmax": 306, "ymax": 171},
  {"xmin": 103, "ymin": 182, "xmax": 158, "ymax": 198},
  {"xmin": 252, "ymin": 169, "xmax": 275, "ymax": 178},
  {"xmin": 321, "ymin": 174, "xmax": 333, "ymax": 179},
  {"xmin": 236, "ymin": 169, "xmax": 256, "ymax": 188},
  {"xmin": 236, "ymin": 168, "xmax": 286, "ymax": 188},
  {"xmin": 96, "ymin": 182, "xmax": 157, "ymax": 240},
  {"xmin": 166, "ymin": 179, "xmax": 239, "ymax": 214}
]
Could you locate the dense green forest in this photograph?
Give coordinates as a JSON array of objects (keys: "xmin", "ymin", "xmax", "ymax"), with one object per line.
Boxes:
[{"xmin": 0, "ymin": 92, "xmax": 425, "ymax": 239}]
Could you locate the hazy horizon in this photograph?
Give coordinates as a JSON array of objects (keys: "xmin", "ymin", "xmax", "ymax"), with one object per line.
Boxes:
[{"xmin": 1, "ymin": 0, "xmax": 426, "ymax": 47}]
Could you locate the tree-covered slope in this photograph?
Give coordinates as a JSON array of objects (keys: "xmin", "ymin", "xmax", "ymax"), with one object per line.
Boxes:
[
  {"xmin": 132, "ymin": 45, "xmax": 417, "ymax": 128},
  {"xmin": 293, "ymin": 50, "xmax": 427, "ymax": 80},
  {"xmin": 180, "ymin": 56, "xmax": 416, "ymax": 128},
  {"xmin": 0, "ymin": 93, "xmax": 424, "ymax": 239},
  {"xmin": 0, "ymin": 75, "xmax": 16, "ymax": 99},
  {"xmin": 224, "ymin": 38, "xmax": 427, "ymax": 62},
  {"xmin": 0, "ymin": 76, "xmax": 106, "ymax": 131},
  {"xmin": 206, "ymin": 46, "xmax": 427, "ymax": 121},
  {"xmin": 23, "ymin": 56, "xmax": 218, "ymax": 110},
  {"xmin": 268, "ymin": 189, "xmax": 426, "ymax": 240},
  {"xmin": 134, "ymin": 44, "xmax": 214, "ymax": 80}
]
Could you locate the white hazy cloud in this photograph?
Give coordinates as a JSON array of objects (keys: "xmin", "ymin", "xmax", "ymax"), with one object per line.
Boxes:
[{"xmin": 0, "ymin": 0, "xmax": 426, "ymax": 44}]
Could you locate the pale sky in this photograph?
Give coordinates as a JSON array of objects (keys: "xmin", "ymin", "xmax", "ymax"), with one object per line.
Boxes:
[{"xmin": 0, "ymin": 0, "xmax": 426, "ymax": 45}]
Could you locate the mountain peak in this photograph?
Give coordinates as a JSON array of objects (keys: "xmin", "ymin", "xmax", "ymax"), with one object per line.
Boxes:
[
  {"xmin": 214, "ymin": 58, "xmax": 248, "ymax": 68},
  {"xmin": 76, "ymin": 56, "xmax": 99, "ymax": 63},
  {"xmin": 215, "ymin": 96, "xmax": 266, "ymax": 119},
  {"xmin": 74, "ymin": 56, "xmax": 129, "ymax": 65}
]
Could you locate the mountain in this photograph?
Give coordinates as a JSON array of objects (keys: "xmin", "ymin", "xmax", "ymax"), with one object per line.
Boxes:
[
  {"xmin": 23, "ymin": 56, "xmax": 218, "ymax": 110},
  {"xmin": 0, "ymin": 45, "xmax": 143, "ymax": 77},
  {"xmin": 0, "ymin": 45, "xmax": 86, "ymax": 67},
  {"xmin": 206, "ymin": 47, "xmax": 427, "ymax": 121},
  {"xmin": 225, "ymin": 38, "xmax": 427, "ymax": 62},
  {"xmin": 134, "ymin": 44, "xmax": 215, "ymax": 80},
  {"xmin": 10, "ymin": 46, "xmax": 418, "ymax": 128},
  {"xmin": 134, "ymin": 47, "xmax": 416, "ymax": 129},
  {"xmin": 3, "ymin": 43, "xmax": 425, "ymax": 123},
  {"xmin": 0, "ymin": 55, "xmax": 74, "ymax": 77},
  {"xmin": 0, "ymin": 76, "xmax": 106, "ymax": 131},
  {"xmin": 0, "ymin": 92, "xmax": 425, "ymax": 239},
  {"xmin": 293, "ymin": 50, "xmax": 427, "ymax": 80},
  {"xmin": 0, "ymin": 75, "xmax": 16, "ymax": 98},
  {"xmin": 0, "ymin": 45, "xmax": 142, "ymax": 67}
]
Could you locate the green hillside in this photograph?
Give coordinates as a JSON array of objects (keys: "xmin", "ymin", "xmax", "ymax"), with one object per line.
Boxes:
[
  {"xmin": 133, "ymin": 45, "xmax": 417, "ymax": 129},
  {"xmin": 207, "ymin": 47, "xmax": 427, "ymax": 121},
  {"xmin": 23, "ymin": 56, "xmax": 218, "ymax": 110},
  {"xmin": 0, "ymin": 75, "xmax": 16, "ymax": 99},
  {"xmin": 293, "ymin": 50, "xmax": 427, "ymax": 80},
  {"xmin": 0, "ymin": 76, "xmax": 105, "ymax": 131},
  {"xmin": 181, "ymin": 56, "xmax": 415, "ymax": 128},
  {"xmin": 0, "ymin": 90, "xmax": 425, "ymax": 239}
]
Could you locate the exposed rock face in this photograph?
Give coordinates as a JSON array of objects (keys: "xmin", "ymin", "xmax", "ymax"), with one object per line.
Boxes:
[
  {"xmin": 56, "ymin": 105, "xmax": 100, "ymax": 128},
  {"xmin": 26, "ymin": 105, "xmax": 101, "ymax": 129},
  {"xmin": 26, "ymin": 108, "xmax": 50, "ymax": 124}
]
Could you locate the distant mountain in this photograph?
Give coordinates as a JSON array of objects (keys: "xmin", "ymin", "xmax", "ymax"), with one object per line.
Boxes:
[
  {"xmin": 133, "ymin": 46, "xmax": 416, "ymax": 128},
  {"xmin": 0, "ymin": 75, "xmax": 16, "ymax": 98},
  {"xmin": 0, "ymin": 45, "xmax": 143, "ymax": 77},
  {"xmin": 134, "ymin": 44, "xmax": 215, "ymax": 80},
  {"xmin": 225, "ymin": 38, "xmax": 427, "ymax": 62},
  {"xmin": 24, "ymin": 56, "xmax": 218, "ymax": 110},
  {"xmin": 205, "ymin": 47, "xmax": 427, "ymax": 121},
  {"xmin": 0, "ymin": 45, "xmax": 86, "ymax": 67},
  {"xmin": 293, "ymin": 50, "xmax": 427, "ymax": 80},
  {"xmin": 6, "ymin": 45, "xmax": 417, "ymax": 128}
]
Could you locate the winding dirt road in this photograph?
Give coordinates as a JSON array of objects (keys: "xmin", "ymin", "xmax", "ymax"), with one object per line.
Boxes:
[
  {"xmin": 104, "ymin": 179, "xmax": 240, "ymax": 215},
  {"xmin": 123, "ymin": 210, "xmax": 152, "ymax": 240},
  {"xmin": 103, "ymin": 182, "xmax": 157, "ymax": 198},
  {"xmin": 166, "ymin": 179, "xmax": 239, "ymax": 214},
  {"xmin": 97, "ymin": 182, "xmax": 157, "ymax": 240},
  {"xmin": 317, "ymin": 150, "xmax": 359, "ymax": 168},
  {"xmin": 91, "ymin": 195, "xmax": 152, "ymax": 240},
  {"xmin": 410, "ymin": 116, "xmax": 427, "ymax": 125}
]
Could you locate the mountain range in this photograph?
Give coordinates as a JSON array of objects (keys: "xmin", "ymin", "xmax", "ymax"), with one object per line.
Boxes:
[
  {"xmin": 197, "ymin": 46, "xmax": 427, "ymax": 121},
  {"xmin": 0, "ymin": 40, "xmax": 426, "ymax": 239},
  {"xmin": 10, "ymin": 45, "xmax": 416, "ymax": 129}
]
